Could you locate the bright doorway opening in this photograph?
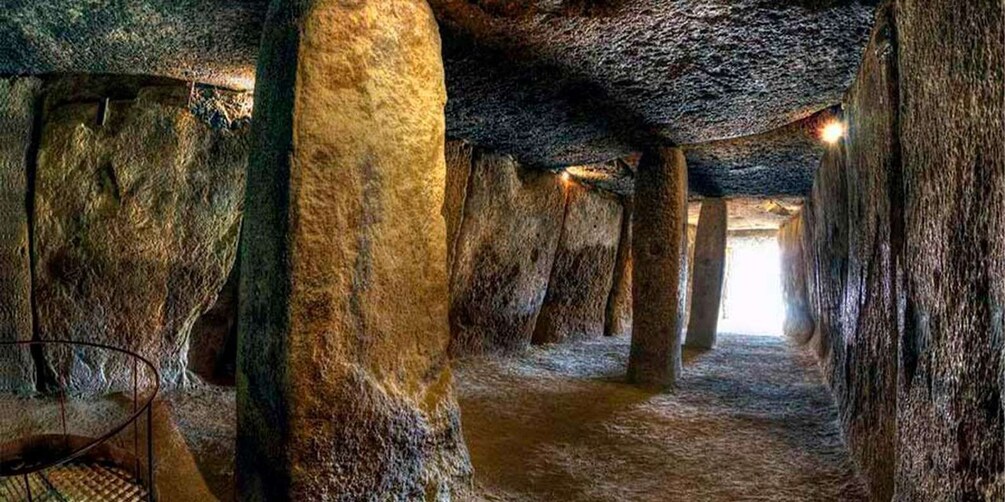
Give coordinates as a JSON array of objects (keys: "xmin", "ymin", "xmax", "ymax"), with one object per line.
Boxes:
[{"xmin": 717, "ymin": 234, "xmax": 785, "ymax": 336}]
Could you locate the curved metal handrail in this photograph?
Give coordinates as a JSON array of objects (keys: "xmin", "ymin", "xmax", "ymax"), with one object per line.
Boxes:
[{"xmin": 0, "ymin": 339, "xmax": 160, "ymax": 498}]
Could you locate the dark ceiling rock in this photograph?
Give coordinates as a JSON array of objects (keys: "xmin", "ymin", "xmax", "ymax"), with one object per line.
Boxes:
[
  {"xmin": 0, "ymin": 0, "xmax": 265, "ymax": 89},
  {"xmin": 1, "ymin": 0, "xmax": 877, "ymax": 195},
  {"xmin": 567, "ymin": 107, "xmax": 837, "ymax": 197},
  {"xmin": 432, "ymin": 0, "xmax": 877, "ymax": 166},
  {"xmin": 685, "ymin": 107, "xmax": 839, "ymax": 196}
]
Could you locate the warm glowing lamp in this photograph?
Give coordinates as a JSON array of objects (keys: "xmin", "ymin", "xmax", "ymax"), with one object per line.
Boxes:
[
  {"xmin": 560, "ymin": 171, "xmax": 572, "ymax": 184},
  {"xmin": 821, "ymin": 121, "xmax": 845, "ymax": 144}
]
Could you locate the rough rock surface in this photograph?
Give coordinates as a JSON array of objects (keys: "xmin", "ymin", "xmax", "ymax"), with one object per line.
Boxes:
[
  {"xmin": 603, "ymin": 196, "xmax": 633, "ymax": 338},
  {"xmin": 895, "ymin": 0, "xmax": 1004, "ymax": 498},
  {"xmin": 449, "ymin": 152, "xmax": 566, "ymax": 356},
  {"xmin": 685, "ymin": 199, "xmax": 727, "ymax": 349},
  {"xmin": 627, "ymin": 147, "xmax": 688, "ymax": 388},
  {"xmin": 434, "ymin": 0, "xmax": 877, "ymax": 166},
  {"xmin": 784, "ymin": 2, "xmax": 1004, "ymax": 499},
  {"xmin": 0, "ymin": 0, "xmax": 264, "ymax": 90},
  {"xmin": 777, "ymin": 216, "xmax": 813, "ymax": 344},
  {"xmin": 236, "ymin": 1, "xmax": 471, "ymax": 498},
  {"xmin": 683, "ymin": 224, "xmax": 697, "ymax": 331},
  {"xmin": 533, "ymin": 184, "xmax": 622, "ymax": 344},
  {"xmin": 2, "ymin": 1, "xmax": 877, "ymax": 195},
  {"xmin": 833, "ymin": 9, "xmax": 900, "ymax": 498},
  {"xmin": 0, "ymin": 77, "xmax": 40, "ymax": 393},
  {"xmin": 32, "ymin": 76, "xmax": 249, "ymax": 391},
  {"xmin": 685, "ymin": 110, "xmax": 838, "ymax": 197}
]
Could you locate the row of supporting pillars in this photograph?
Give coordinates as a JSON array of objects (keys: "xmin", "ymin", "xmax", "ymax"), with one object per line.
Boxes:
[
  {"xmin": 627, "ymin": 147, "xmax": 728, "ymax": 388},
  {"xmin": 235, "ymin": 0, "xmax": 731, "ymax": 496}
]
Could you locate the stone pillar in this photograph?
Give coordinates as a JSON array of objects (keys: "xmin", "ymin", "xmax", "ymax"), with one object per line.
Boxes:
[
  {"xmin": 0, "ymin": 78, "xmax": 39, "ymax": 393},
  {"xmin": 627, "ymin": 147, "xmax": 689, "ymax": 388},
  {"xmin": 685, "ymin": 198, "xmax": 727, "ymax": 349},
  {"xmin": 237, "ymin": 1, "xmax": 470, "ymax": 499}
]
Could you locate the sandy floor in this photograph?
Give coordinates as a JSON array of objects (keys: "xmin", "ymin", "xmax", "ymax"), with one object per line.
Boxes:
[
  {"xmin": 455, "ymin": 333, "xmax": 868, "ymax": 501},
  {"xmin": 165, "ymin": 384, "xmax": 236, "ymax": 501},
  {"xmin": 165, "ymin": 333, "xmax": 867, "ymax": 501}
]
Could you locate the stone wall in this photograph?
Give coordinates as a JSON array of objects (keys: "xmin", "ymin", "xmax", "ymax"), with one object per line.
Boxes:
[
  {"xmin": 447, "ymin": 149, "xmax": 566, "ymax": 356},
  {"xmin": 0, "ymin": 75, "xmax": 251, "ymax": 392},
  {"xmin": 781, "ymin": 2, "xmax": 1004, "ymax": 499},
  {"xmin": 604, "ymin": 195, "xmax": 634, "ymax": 337},
  {"xmin": 533, "ymin": 184, "xmax": 622, "ymax": 344},
  {"xmin": 447, "ymin": 141, "xmax": 633, "ymax": 355}
]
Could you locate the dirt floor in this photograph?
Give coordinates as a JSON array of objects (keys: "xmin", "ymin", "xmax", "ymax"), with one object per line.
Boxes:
[
  {"xmin": 165, "ymin": 332, "xmax": 867, "ymax": 501},
  {"xmin": 455, "ymin": 333, "xmax": 868, "ymax": 501},
  {"xmin": 165, "ymin": 384, "xmax": 236, "ymax": 501}
]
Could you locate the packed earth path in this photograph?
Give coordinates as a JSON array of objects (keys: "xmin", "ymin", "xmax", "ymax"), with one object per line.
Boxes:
[{"xmin": 455, "ymin": 333, "xmax": 867, "ymax": 502}]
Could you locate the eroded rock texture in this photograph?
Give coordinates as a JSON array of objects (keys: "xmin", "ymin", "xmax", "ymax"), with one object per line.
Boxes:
[
  {"xmin": 895, "ymin": 0, "xmax": 1004, "ymax": 498},
  {"xmin": 533, "ymin": 183, "xmax": 622, "ymax": 344},
  {"xmin": 449, "ymin": 152, "xmax": 566, "ymax": 356},
  {"xmin": 784, "ymin": 2, "xmax": 1004, "ymax": 499},
  {"xmin": 684, "ymin": 110, "xmax": 837, "ymax": 197},
  {"xmin": 836, "ymin": 9, "xmax": 900, "ymax": 498},
  {"xmin": 237, "ymin": 1, "xmax": 471, "ymax": 498},
  {"xmin": 604, "ymin": 196, "xmax": 633, "ymax": 338},
  {"xmin": 628, "ymin": 147, "xmax": 688, "ymax": 388},
  {"xmin": 0, "ymin": 0, "xmax": 263, "ymax": 90},
  {"xmin": 434, "ymin": 0, "xmax": 876, "ymax": 166},
  {"xmin": 0, "ymin": 77, "xmax": 40, "ymax": 393},
  {"xmin": 1, "ymin": 0, "xmax": 878, "ymax": 195},
  {"xmin": 32, "ymin": 76, "xmax": 249, "ymax": 391}
]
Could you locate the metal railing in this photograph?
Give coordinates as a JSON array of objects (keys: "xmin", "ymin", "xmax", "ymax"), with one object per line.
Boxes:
[{"xmin": 0, "ymin": 340, "xmax": 160, "ymax": 501}]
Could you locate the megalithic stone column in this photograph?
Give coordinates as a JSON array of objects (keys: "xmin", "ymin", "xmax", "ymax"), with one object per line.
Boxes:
[
  {"xmin": 685, "ymin": 198, "xmax": 728, "ymax": 349},
  {"xmin": 627, "ymin": 147, "xmax": 689, "ymax": 388},
  {"xmin": 237, "ymin": 1, "xmax": 471, "ymax": 500}
]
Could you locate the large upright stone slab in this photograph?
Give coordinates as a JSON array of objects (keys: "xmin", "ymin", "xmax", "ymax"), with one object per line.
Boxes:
[
  {"xmin": 896, "ymin": 0, "xmax": 1004, "ymax": 499},
  {"xmin": 32, "ymin": 77, "xmax": 249, "ymax": 391},
  {"xmin": 683, "ymin": 224, "xmax": 697, "ymax": 329},
  {"xmin": 628, "ymin": 147, "xmax": 689, "ymax": 388},
  {"xmin": 0, "ymin": 77, "xmax": 40, "ymax": 393},
  {"xmin": 533, "ymin": 183, "xmax": 622, "ymax": 344},
  {"xmin": 778, "ymin": 215, "xmax": 813, "ymax": 344},
  {"xmin": 237, "ymin": 1, "xmax": 471, "ymax": 499},
  {"xmin": 685, "ymin": 198, "xmax": 727, "ymax": 349},
  {"xmin": 604, "ymin": 196, "xmax": 633, "ymax": 337},
  {"xmin": 835, "ymin": 7, "xmax": 901, "ymax": 499},
  {"xmin": 448, "ymin": 152, "xmax": 566, "ymax": 356}
]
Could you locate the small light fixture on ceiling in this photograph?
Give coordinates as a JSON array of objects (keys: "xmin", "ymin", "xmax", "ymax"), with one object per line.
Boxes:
[{"xmin": 821, "ymin": 121, "xmax": 845, "ymax": 144}]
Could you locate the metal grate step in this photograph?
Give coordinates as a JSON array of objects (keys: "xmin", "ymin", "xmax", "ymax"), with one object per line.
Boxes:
[{"xmin": 0, "ymin": 461, "xmax": 147, "ymax": 501}]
